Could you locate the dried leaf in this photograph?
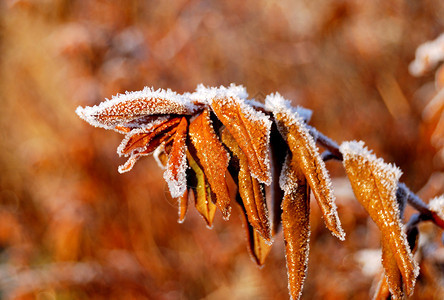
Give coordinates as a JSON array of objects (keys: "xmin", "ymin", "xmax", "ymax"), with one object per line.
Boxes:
[
  {"xmin": 380, "ymin": 239, "xmax": 403, "ymax": 299},
  {"xmin": 76, "ymin": 87, "xmax": 201, "ymax": 130},
  {"xmin": 189, "ymin": 109, "xmax": 231, "ymax": 219},
  {"xmin": 221, "ymin": 128, "xmax": 271, "ymax": 241},
  {"xmin": 209, "ymin": 93, "xmax": 272, "ymax": 185},
  {"xmin": 280, "ymin": 154, "xmax": 311, "ymax": 300},
  {"xmin": 186, "ymin": 149, "xmax": 217, "ymax": 227},
  {"xmin": 266, "ymin": 93, "xmax": 345, "ymax": 240},
  {"xmin": 117, "ymin": 117, "xmax": 181, "ymax": 156},
  {"xmin": 116, "ymin": 117, "xmax": 181, "ymax": 173},
  {"xmin": 340, "ymin": 141, "xmax": 419, "ymax": 295},
  {"xmin": 164, "ymin": 117, "xmax": 189, "ymax": 198},
  {"xmin": 236, "ymin": 195, "xmax": 272, "ymax": 266}
]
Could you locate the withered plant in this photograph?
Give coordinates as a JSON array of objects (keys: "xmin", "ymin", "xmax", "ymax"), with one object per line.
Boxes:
[{"xmin": 76, "ymin": 84, "xmax": 444, "ymax": 300}]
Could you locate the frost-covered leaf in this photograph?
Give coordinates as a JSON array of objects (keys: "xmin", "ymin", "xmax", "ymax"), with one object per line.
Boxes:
[
  {"xmin": 164, "ymin": 117, "xmax": 188, "ymax": 198},
  {"xmin": 280, "ymin": 153, "xmax": 310, "ymax": 300},
  {"xmin": 380, "ymin": 239, "xmax": 403, "ymax": 299},
  {"xmin": 208, "ymin": 91, "xmax": 272, "ymax": 185},
  {"xmin": 189, "ymin": 109, "xmax": 231, "ymax": 219},
  {"xmin": 75, "ymin": 87, "xmax": 201, "ymax": 130},
  {"xmin": 266, "ymin": 93, "xmax": 345, "ymax": 240},
  {"xmin": 340, "ymin": 141, "xmax": 419, "ymax": 296},
  {"xmin": 221, "ymin": 128, "xmax": 271, "ymax": 241},
  {"xmin": 186, "ymin": 149, "xmax": 217, "ymax": 227}
]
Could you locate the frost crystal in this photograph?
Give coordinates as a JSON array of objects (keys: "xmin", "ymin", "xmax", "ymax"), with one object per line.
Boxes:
[
  {"xmin": 191, "ymin": 83, "xmax": 249, "ymax": 104},
  {"xmin": 76, "ymin": 87, "xmax": 200, "ymax": 130}
]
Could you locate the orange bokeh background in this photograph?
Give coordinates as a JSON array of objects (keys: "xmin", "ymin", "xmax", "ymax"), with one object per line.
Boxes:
[{"xmin": 1, "ymin": 1, "xmax": 443, "ymax": 299}]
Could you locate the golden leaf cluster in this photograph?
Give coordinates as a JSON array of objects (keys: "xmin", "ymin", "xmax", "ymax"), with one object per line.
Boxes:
[{"xmin": 77, "ymin": 84, "xmax": 435, "ymax": 299}]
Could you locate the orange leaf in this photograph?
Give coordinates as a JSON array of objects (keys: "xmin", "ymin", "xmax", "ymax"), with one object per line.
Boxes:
[
  {"xmin": 210, "ymin": 96, "xmax": 272, "ymax": 185},
  {"xmin": 118, "ymin": 117, "xmax": 181, "ymax": 156},
  {"xmin": 280, "ymin": 154, "xmax": 310, "ymax": 300},
  {"xmin": 380, "ymin": 239, "xmax": 403, "ymax": 299},
  {"xmin": 221, "ymin": 128, "xmax": 271, "ymax": 241},
  {"xmin": 188, "ymin": 109, "xmax": 231, "ymax": 219},
  {"xmin": 186, "ymin": 149, "xmax": 217, "ymax": 227},
  {"xmin": 164, "ymin": 117, "xmax": 189, "ymax": 198},
  {"xmin": 177, "ymin": 189, "xmax": 189, "ymax": 224},
  {"xmin": 76, "ymin": 87, "xmax": 200, "ymax": 130},
  {"xmin": 236, "ymin": 195, "xmax": 272, "ymax": 266},
  {"xmin": 340, "ymin": 141, "xmax": 419, "ymax": 295},
  {"xmin": 266, "ymin": 94, "xmax": 345, "ymax": 240}
]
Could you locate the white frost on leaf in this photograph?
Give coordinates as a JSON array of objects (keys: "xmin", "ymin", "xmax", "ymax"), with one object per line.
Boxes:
[
  {"xmin": 211, "ymin": 93, "xmax": 272, "ymax": 185},
  {"xmin": 264, "ymin": 92, "xmax": 312, "ymax": 123},
  {"xmin": 76, "ymin": 87, "xmax": 200, "ymax": 130},
  {"xmin": 164, "ymin": 142, "xmax": 188, "ymax": 199},
  {"xmin": 191, "ymin": 83, "xmax": 249, "ymax": 105},
  {"xmin": 279, "ymin": 153, "xmax": 298, "ymax": 195},
  {"xmin": 429, "ymin": 195, "xmax": 444, "ymax": 221},
  {"xmin": 340, "ymin": 141, "xmax": 403, "ymax": 185},
  {"xmin": 409, "ymin": 33, "xmax": 444, "ymax": 76},
  {"xmin": 266, "ymin": 92, "xmax": 344, "ymax": 240}
]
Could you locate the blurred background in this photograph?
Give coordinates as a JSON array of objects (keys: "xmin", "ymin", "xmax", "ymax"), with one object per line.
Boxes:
[{"xmin": 1, "ymin": 0, "xmax": 444, "ymax": 299}]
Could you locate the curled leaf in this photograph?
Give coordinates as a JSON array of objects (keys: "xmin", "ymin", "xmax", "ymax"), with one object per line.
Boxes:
[
  {"xmin": 186, "ymin": 149, "xmax": 217, "ymax": 227},
  {"xmin": 340, "ymin": 141, "xmax": 419, "ymax": 295},
  {"xmin": 75, "ymin": 87, "xmax": 200, "ymax": 130},
  {"xmin": 221, "ymin": 128, "xmax": 271, "ymax": 241},
  {"xmin": 280, "ymin": 154, "xmax": 311, "ymax": 300},
  {"xmin": 189, "ymin": 109, "xmax": 231, "ymax": 219},
  {"xmin": 266, "ymin": 93, "xmax": 345, "ymax": 240},
  {"xmin": 117, "ymin": 117, "xmax": 181, "ymax": 173}
]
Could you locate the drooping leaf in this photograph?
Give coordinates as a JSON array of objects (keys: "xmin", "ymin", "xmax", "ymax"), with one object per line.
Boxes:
[
  {"xmin": 210, "ymin": 96, "xmax": 272, "ymax": 185},
  {"xmin": 75, "ymin": 87, "xmax": 201, "ymax": 130},
  {"xmin": 340, "ymin": 141, "xmax": 419, "ymax": 296},
  {"xmin": 188, "ymin": 109, "xmax": 231, "ymax": 219},
  {"xmin": 186, "ymin": 149, "xmax": 217, "ymax": 227},
  {"xmin": 266, "ymin": 93, "xmax": 345, "ymax": 240},
  {"xmin": 380, "ymin": 239, "xmax": 403, "ymax": 299},
  {"xmin": 221, "ymin": 128, "xmax": 271, "ymax": 241},
  {"xmin": 164, "ymin": 117, "xmax": 189, "ymax": 198},
  {"xmin": 280, "ymin": 153, "xmax": 311, "ymax": 300}
]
